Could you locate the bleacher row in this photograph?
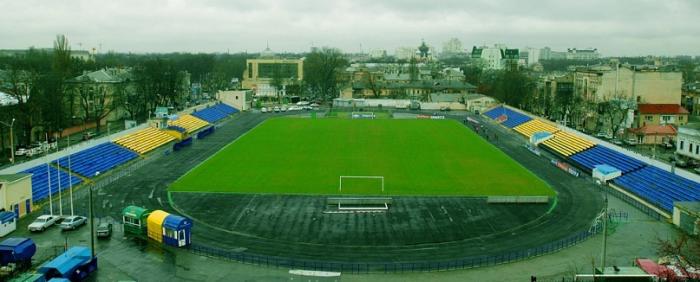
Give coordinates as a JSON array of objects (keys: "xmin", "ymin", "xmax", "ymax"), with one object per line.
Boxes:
[
  {"xmin": 191, "ymin": 103, "xmax": 239, "ymax": 123},
  {"xmin": 20, "ymin": 103, "xmax": 239, "ymax": 205},
  {"xmin": 483, "ymin": 105, "xmax": 700, "ymax": 215}
]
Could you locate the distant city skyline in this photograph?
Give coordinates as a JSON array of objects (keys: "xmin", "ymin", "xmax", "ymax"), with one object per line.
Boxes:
[{"xmin": 0, "ymin": 0, "xmax": 698, "ymax": 56}]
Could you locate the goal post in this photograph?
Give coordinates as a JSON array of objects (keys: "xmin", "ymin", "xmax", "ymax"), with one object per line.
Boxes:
[
  {"xmin": 339, "ymin": 175, "xmax": 384, "ymax": 193},
  {"xmin": 351, "ymin": 112, "xmax": 375, "ymax": 119}
]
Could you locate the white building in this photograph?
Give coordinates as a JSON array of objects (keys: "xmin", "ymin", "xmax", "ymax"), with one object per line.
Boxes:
[
  {"xmin": 676, "ymin": 123, "xmax": 700, "ymax": 162},
  {"xmin": 520, "ymin": 47, "xmax": 540, "ymax": 66},
  {"xmin": 471, "ymin": 45, "xmax": 504, "ymax": 70},
  {"xmin": 395, "ymin": 47, "xmax": 417, "ymax": 60},
  {"xmin": 442, "ymin": 38, "xmax": 464, "ymax": 56}
]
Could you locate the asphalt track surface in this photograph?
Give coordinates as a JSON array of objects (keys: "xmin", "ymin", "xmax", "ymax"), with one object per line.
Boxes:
[{"xmin": 80, "ymin": 111, "xmax": 604, "ymax": 264}]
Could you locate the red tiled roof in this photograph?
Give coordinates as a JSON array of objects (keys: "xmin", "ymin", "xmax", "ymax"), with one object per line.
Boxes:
[
  {"xmin": 630, "ymin": 124, "xmax": 677, "ymax": 135},
  {"xmin": 637, "ymin": 104, "xmax": 689, "ymax": 114}
]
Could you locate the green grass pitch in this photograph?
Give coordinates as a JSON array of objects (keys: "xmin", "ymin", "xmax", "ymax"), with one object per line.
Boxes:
[{"xmin": 170, "ymin": 118, "xmax": 554, "ymax": 196}]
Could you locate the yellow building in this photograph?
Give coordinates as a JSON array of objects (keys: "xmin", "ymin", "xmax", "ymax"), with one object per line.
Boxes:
[
  {"xmin": 0, "ymin": 174, "xmax": 32, "ymax": 218},
  {"xmin": 242, "ymin": 58, "xmax": 304, "ymax": 98}
]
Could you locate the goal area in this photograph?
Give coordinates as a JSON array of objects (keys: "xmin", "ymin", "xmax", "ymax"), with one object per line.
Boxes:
[
  {"xmin": 339, "ymin": 175, "xmax": 384, "ymax": 193},
  {"xmin": 351, "ymin": 112, "xmax": 375, "ymax": 119}
]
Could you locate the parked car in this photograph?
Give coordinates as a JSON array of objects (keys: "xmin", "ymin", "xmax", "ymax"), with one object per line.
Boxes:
[
  {"xmin": 273, "ymin": 107, "xmax": 281, "ymax": 113},
  {"xmin": 25, "ymin": 145, "xmax": 43, "ymax": 157},
  {"xmin": 28, "ymin": 215, "xmax": 61, "ymax": 232},
  {"xmin": 59, "ymin": 216, "xmax": 87, "ymax": 231},
  {"xmin": 96, "ymin": 222, "xmax": 113, "ymax": 238},
  {"xmin": 611, "ymin": 139, "xmax": 624, "ymax": 146},
  {"xmin": 310, "ymin": 103, "xmax": 320, "ymax": 108},
  {"xmin": 662, "ymin": 141, "xmax": 675, "ymax": 149},
  {"xmin": 670, "ymin": 155, "xmax": 689, "ymax": 167},
  {"xmin": 595, "ymin": 132, "xmax": 612, "ymax": 139},
  {"xmin": 260, "ymin": 107, "xmax": 268, "ymax": 113},
  {"xmin": 624, "ymin": 138, "xmax": 638, "ymax": 146},
  {"xmin": 82, "ymin": 132, "xmax": 96, "ymax": 141},
  {"xmin": 439, "ymin": 106, "xmax": 451, "ymax": 111},
  {"xmin": 281, "ymin": 106, "xmax": 288, "ymax": 112},
  {"xmin": 15, "ymin": 147, "xmax": 28, "ymax": 156}
]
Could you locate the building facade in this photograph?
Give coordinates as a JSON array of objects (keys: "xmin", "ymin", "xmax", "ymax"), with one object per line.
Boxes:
[
  {"xmin": 574, "ymin": 65, "xmax": 683, "ymax": 104},
  {"xmin": 633, "ymin": 104, "xmax": 689, "ymax": 128},
  {"xmin": 676, "ymin": 123, "xmax": 700, "ymax": 161},
  {"xmin": 0, "ymin": 173, "xmax": 32, "ymax": 218},
  {"xmin": 241, "ymin": 58, "xmax": 304, "ymax": 98}
]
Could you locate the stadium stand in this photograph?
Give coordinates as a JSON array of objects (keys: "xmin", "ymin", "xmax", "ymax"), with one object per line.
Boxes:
[
  {"xmin": 114, "ymin": 127, "xmax": 176, "ymax": 154},
  {"xmin": 541, "ymin": 131, "xmax": 596, "ymax": 156},
  {"xmin": 167, "ymin": 114, "xmax": 209, "ymax": 134},
  {"xmin": 54, "ymin": 142, "xmax": 138, "ymax": 178},
  {"xmin": 191, "ymin": 104, "xmax": 233, "ymax": 123},
  {"xmin": 569, "ymin": 145, "xmax": 647, "ymax": 173},
  {"xmin": 22, "ymin": 164, "xmax": 82, "ymax": 202},
  {"xmin": 613, "ymin": 166, "xmax": 700, "ymax": 212},
  {"xmin": 513, "ymin": 119, "xmax": 560, "ymax": 138},
  {"xmin": 212, "ymin": 103, "xmax": 239, "ymax": 115},
  {"xmin": 483, "ymin": 106, "xmax": 532, "ymax": 128}
]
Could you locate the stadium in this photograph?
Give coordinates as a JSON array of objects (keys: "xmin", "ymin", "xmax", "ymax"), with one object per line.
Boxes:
[{"xmin": 11, "ymin": 101, "xmax": 698, "ymax": 277}]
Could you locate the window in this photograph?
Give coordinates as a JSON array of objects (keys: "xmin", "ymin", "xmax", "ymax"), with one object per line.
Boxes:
[
  {"xmin": 696, "ymin": 146, "xmax": 699, "ymax": 155},
  {"xmin": 680, "ymin": 116, "xmax": 684, "ymax": 121},
  {"xmin": 248, "ymin": 63, "xmax": 253, "ymax": 78},
  {"xmin": 235, "ymin": 95, "xmax": 239, "ymax": 100},
  {"xmin": 123, "ymin": 217, "xmax": 140, "ymax": 227},
  {"xmin": 645, "ymin": 116, "xmax": 653, "ymax": 121},
  {"xmin": 165, "ymin": 228, "xmax": 177, "ymax": 238},
  {"xmin": 661, "ymin": 115, "xmax": 672, "ymax": 123},
  {"xmin": 690, "ymin": 143, "xmax": 693, "ymax": 153},
  {"xmin": 681, "ymin": 140, "xmax": 684, "ymax": 150}
]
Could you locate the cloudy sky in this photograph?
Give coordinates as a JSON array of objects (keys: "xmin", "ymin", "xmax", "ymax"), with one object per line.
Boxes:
[{"xmin": 1, "ymin": 0, "xmax": 698, "ymax": 56}]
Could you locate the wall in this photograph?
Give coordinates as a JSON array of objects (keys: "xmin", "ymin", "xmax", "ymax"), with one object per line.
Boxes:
[
  {"xmin": 217, "ymin": 90, "xmax": 251, "ymax": 111},
  {"xmin": 0, "ymin": 175, "xmax": 32, "ymax": 217},
  {"xmin": 420, "ymin": 102, "xmax": 466, "ymax": 110}
]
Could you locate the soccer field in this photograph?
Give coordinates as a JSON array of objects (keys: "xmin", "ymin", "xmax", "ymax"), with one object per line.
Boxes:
[{"xmin": 170, "ymin": 118, "xmax": 554, "ymax": 196}]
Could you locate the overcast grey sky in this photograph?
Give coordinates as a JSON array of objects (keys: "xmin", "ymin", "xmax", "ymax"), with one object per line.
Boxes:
[{"xmin": 1, "ymin": 0, "xmax": 698, "ymax": 56}]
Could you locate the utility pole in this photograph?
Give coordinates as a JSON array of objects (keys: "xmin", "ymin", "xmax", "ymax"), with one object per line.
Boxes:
[
  {"xmin": 601, "ymin": 190, "xmax": 609, "ymax": 274},
  {"xmin": 89, "ymin": 171, "xmax": 99, "ymax": 258},
  {"xmin": 68, "ymin": 135, "xmax": 74, "ymax": 216}
]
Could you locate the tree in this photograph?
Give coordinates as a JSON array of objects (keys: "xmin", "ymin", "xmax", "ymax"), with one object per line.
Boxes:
[
  {"xmin": 408, "ymin": 57, "xmax": 419, "ymax": 82},
  {"xmin": 303, "ymin": 47, "xmax": 348, "ymax": 101},
  {"xmin": 598, "ymin": 91, "xmax": 634, "ymax": 137},
  {"xmin": 270, "ymin": 64, "xmax": 285, "ymax": 103}
]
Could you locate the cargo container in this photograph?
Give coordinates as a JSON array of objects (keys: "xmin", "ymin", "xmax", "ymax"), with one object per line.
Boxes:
[
  {"xmin": 122, "ymin": 206, "xmax": 151, "ymax": 239},
  {"xmin": 162, "ymin": 214, "xmax": 192, "ymax": 247},
  {"xmin": 0, "ymin": 212, "xmax": 17, "ymax": 237},
  {"xmin": 146, "ymin": 210, "xmax": 169, "ymax": 243},
  {"xmin": 0, "ymin": 237, "xmax": 36, "ymax": 276},
  {"xmin": 37, "ymin": 246, "xmax": 96, "ymax": 281}
]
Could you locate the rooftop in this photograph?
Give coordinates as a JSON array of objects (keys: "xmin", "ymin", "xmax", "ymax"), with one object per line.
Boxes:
[
  {"xmin": 637, "ymin": 104, "xmax": 689, "ymax": 115},
  {"xmin": 629, "ymin": 124, "xmax": 678, "ymax": 135},
  {"xmin": 0, "ymin": 173, "xmax": 31, "ymax": 183}
]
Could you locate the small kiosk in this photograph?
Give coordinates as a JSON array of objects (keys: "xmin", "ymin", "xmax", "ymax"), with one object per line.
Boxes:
[
  {"xmin": 146, "ymin": 210, "xmax": 169, "ymax": 243},
  {"xmin": 122, "ymin": 206, "xmax": 152, "ymax": 239},
  {"xmin": 162, "ymin": 214, "xmax": 193, "ymax": 247},
  {"xmin": 0, "ymin": 212, "xmax": 17, "ymax": 237}
]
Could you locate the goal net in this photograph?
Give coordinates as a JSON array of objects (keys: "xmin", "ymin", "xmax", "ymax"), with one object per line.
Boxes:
[
  {"xmin": 339, "ymin": 175, "xmax": 384, "ymax": 193},
  {"xmin": 351, "ymin": 112, "xmax": 375, "ymax": 119}
]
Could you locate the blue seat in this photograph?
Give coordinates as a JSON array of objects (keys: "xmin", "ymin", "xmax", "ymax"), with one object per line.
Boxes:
[
  {"xmin": 570, "ymin": 146, "xmax": 646, "ymax": 173},
  {"xmin": 613, "ymin": 166, "xmax": 700, "ymax": 212},
  {"xmin": 191, "ymin": 106, "xmax": 230, "ymax": 123},
  {"xmin": 483, "ymin": 106, "xmax": 532, "ymax": 128},
  {"xmin": 22, "ymin": 164, "xmax": 82, "ymax": 202},
  {"xmin": 54, "ymin": 142, "xmax": 138, "ymax": 178}
]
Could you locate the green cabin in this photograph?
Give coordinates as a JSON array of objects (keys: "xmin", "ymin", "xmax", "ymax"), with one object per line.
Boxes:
[{"xmin": 122, "ymin": 206, "xmax": 152, "ymax": 238}]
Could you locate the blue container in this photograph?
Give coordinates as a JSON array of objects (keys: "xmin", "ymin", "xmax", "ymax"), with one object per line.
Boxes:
[
  {"xmin": 162, "ymin": 214, "xmax": 193, "ymax": 247},
  {"xmin": 0, "ymin": 237, "xmax": 36, "ymax": 267},
  {"xmin": 38, "ymin": 246, "xmax": 97, "ymax": 281}
]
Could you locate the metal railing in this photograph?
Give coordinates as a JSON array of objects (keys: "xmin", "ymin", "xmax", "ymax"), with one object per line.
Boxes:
[{"xmin": 188, "ymin": 225, "xmax": 604, "ymax": 274}]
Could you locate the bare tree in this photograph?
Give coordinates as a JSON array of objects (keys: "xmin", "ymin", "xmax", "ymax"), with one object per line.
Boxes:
[{"xmin": 598, "ymin": 91, "xmax": 634, "ymax": 137}]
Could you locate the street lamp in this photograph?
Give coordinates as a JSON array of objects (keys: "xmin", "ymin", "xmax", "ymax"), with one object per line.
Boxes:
[{"xmin": 0, "ymin": 118, "xmax": 15, "ymax": 164}]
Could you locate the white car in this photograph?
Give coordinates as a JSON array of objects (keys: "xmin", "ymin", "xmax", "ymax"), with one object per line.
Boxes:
[
  {"xmin": 273, "ymin": 107, "xmax": 281, "ymax": 113},
  {"xmin": 28, "ymin": 215, "xmax": 61, "ymax": 232},
  {"xmin": 261, "ymin": 107, "xmax": 268, "ymax": 113},
  {"xmin": 15, "ymin": 147, "xmax": 28, "ymax": 156},
  {"xmin": 281, "ymin": 106, "xmax": 288, "ymax": 112},
  {"xmin": 59, "ymin": 215, "xmax": 87, "ymax": 230}
]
